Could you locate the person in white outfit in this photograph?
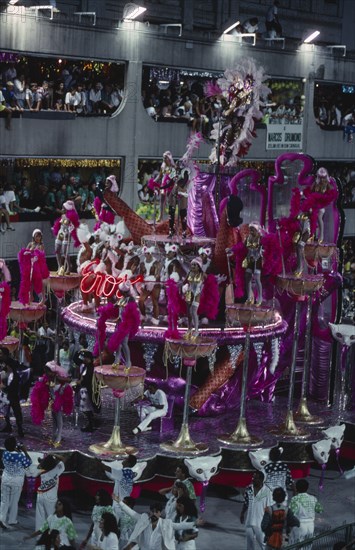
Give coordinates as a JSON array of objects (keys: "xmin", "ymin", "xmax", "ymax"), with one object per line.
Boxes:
[
  {"xmin": 35, "ymin": 453, "xmax": 66, "ymax": 530},
  {"xmin": 0, "ymin": 436, "xmax": 32, "ymax": 528},
  {"xmin": 240, "ymin": 471, "xmax": 273, "ymax": 550},
  {"xmin": 289, "ymin": 479, "xmax": 323, "ymax": 544},
  {"xmin": 114, "ymin": 498, "xmax": 202, "ymax": 550},
  {"xmin": 174, "ymin": 496, "xmax": 199, "ymax": 550},
  {"xmin": 132, "ymin": 382, "xmax": 168, "ymax": 434}
]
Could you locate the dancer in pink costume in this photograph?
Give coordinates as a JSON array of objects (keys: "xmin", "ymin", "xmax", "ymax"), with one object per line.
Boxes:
[
  {"xmin": 182, "ymin": 258, "xmax": 219, "ymax": 338},
  {"xmin": 94, "ymin": 281, "xmax": 140, "ymax": 368},
  {"xmin": 301, "ymin": 167, "xmax": 338, "ymax": 242},
  {"xmin": 0, "ymin": 259, "xmax": 11, "ymax": 340},
  {"xmin": 52, "ymin": 200, "xmax": 80, "ymax": 275},
  {"xmin": 18, "ymin": 230, "xmax": 50, "ymax": 305},
  {"xmin": 31, "ymin": 362, "xmax": 74, "ymax": 447},
  {"xmin": 148, "ymin": 151, "xmax": 176, "ymax": 222}
]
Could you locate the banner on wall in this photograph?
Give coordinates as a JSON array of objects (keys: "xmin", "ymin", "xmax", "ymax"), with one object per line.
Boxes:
[{"xmin": 266, "ymin": 123, "xmax": 303, "ymax": 150}]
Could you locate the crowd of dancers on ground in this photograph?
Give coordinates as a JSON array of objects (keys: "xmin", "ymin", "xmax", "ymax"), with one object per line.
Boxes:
[{"xmin": 0, "ymin": 440, "xmax": 325, "ymax": 549}]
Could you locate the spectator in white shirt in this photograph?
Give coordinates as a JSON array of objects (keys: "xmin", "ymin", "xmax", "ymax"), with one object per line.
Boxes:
[
  {"xmin": 132, "ymin": 382, "xmax": 168, "ymax": 434},
  {"xmin": 25, "ymin": 83, "xmax": 39, "ymax": 110},
  {"xmin": 76, "ymin": 84, "xmax": 87, "ymax": 114},
  {"xmin": 13, "ymin": 74, "xmax": 26, "ymax": 109},
  {"xmin": 3, "ymin": 184, "xmax": 16, "ymax": 214},
  {"xmin": 0, "ymin": 186, "xmax": 15, "ymax": 232},
  {"xmin": 242, "ymin": 17, "xmax": 259, "ymax": 33},
  {"xmin": 36, "ymin": 81, "xmax": 51, "ymax": 111},
  {"xmin": 0, "ymin": 89, "xmax": 12, "ymax": 130},
  {"xmin": 59, "ymin": 340, "xmax": 71, "ymax": 374},
  {"xmin": 65, "ymin": 86, "xmax": 81, "ymax": 112},
  {"xmin": 89, "ymin": 82, "xmax": 103, "ymax": 113}
]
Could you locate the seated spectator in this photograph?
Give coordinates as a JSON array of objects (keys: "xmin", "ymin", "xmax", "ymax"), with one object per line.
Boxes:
[
  {"xmin": 241, "ymin": 17, "xmax": 259, "ymax": 33},
  {"xmin": 3, "ymin": 184, "xmax": 16, "ymax": 215},
  {"xmin": 65, "ymin": 86, "xmax": 81, "ymax": 112},
  {"xmin": 145, "ymin": 98, "xmax": 157, "ymax": 119},
  {"xmin": 0, "ymin": 88, "xmax": 12, "ymax": 130},
  {"xmin": 76, "ymin": 83, "xmax": 87, "ymax": 114},
  {"xmin": 101, "ymin": 83, "xmax": 116, "ymax": 114},
  {"xmin": 265, "ymin": 0, "xmax": 282, "ymax": 37},
  {"xmin": 36, "ymin": 81, "xmax": 51, "ymax": 110},
  {"xmin": 89, "ymin": 82, "xmax": 103, "ymax": 113},
  {"xmin": 54, "ymin": 82, "xmax": 65, "ymax": 111},
  {"xmin": 110, "ymin": 83, "xmax": 122, "ymax": 110},
  {"xmin": 2, "ymin": 62, "xmax": 17, "ymax": 85},
  {"xmin": 13, "ymin": 74, "xmax": 26, "ymax": 109},
  {"xmin": 0, "ymin": 186, "xmax": 15, "ymax": 232},
  {"xmin": 2, "ymin": 81, "xmax": 23, "ymax": 112},
  {"xmin": 25, "ymin": 82, "xmax": 38, "ymax": 110}
]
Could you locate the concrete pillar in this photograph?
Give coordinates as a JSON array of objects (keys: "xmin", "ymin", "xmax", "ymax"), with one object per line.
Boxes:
[{"xmin": 183, "ymin": 0, "xmax": 194, "ymax": 31}]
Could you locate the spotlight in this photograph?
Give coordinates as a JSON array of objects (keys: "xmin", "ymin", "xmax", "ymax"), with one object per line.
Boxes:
[
  {"xmin": 303, "ymin": 30, "xmax": 320, "ymax": 44},
  {"xmin": 123, "ymin": 3, "xmax": 146, "ymax": 21},
  {"xmin": 223, "ymin": 20, "xmax": 240, "ymax": 34}
]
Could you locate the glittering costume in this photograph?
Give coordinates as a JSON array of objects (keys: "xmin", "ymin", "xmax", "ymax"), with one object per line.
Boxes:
[
  {"xmin": 242, "ymin": 224, "xmax": 263, "ymax": 305},
  {"xmin": 138, "ymin": 247, "xmax": 161, "ymax": 325},
  {"xmin": 52, "ymin": 200, "xmax": 80, "ymax": 275}
]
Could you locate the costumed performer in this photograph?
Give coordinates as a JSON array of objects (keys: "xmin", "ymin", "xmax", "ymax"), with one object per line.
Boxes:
[
  {"xmin": 30, "ymin": 362, "xmax": 74, "ymax": 447},
  {"xmin": 0, "ymin": 346, "xmax": 24, "ymax": 437},
  {"xmin": 242, "ymin": 222, "xmax": 263, "ymax": 305},
  {"xmin": 76, "ymin": 350, "xmax": 101, "ymax": 433},
  {"xmin": 18, "ymin": 229, "xmax": 50, "ymax": 304},
  {"xmin": 0, "ymin": 259, "xmax": 11, "ymax": 341},
  {"xmin": 138, "ymin": 245, "xmax": 161, "ymax": 326},
  {"xmin": 94, "ymin": 281, "xmax": 140, "ymax": 368},
  {"xmin": 132, "ymin": 381, "xmax": 168, "ymax": 434},
  {"xmin": 301, "ymin": 167, "xmax": 338, "ymax": 243},
  {"xmin": 162, "ymin": 162, "xmax": 189, "ymax": 239},
  {"xmin": 52, "ymin": 200, "xmax": 80, "ymax": 275},
  {"xmin": 35, "ymin": 453, "xmax": 68, "ymax": 530},
  {"xmin": 182, "ymin": 257, "xmax": 219, "ymax": 338},
  {"xmin": 148, "ymin": 151, "xmax": 176, "ymax": 222}
]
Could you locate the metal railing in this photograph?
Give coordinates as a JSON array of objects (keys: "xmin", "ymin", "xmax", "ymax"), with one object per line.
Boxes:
[{"xmin": 285, "ymin": 522, "xmax": 355, "ymax": 549}]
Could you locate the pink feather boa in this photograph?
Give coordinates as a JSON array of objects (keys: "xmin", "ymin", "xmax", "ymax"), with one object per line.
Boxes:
[
  {"xmin": 18, "ymin": 248, "xmax": 32, "ymax": 305},
  {"xmin": 261, "ymin": 233, "xmax": 283, "ymax": 277},
  {"xmin": 93, "ymin": 302, "xmax": 120, "ymax": 356},
  {"xmin": 30, "ymin": 375, "xmax": 50, "ymax": 425},
  {"xmin": 93, "ymin": 196, "xmax": 102, "ymax": 218},
  {"xmin": 231, "ymin": 241, "xmax": 248, "ymax": 298},
  {"xmin": 52, "ymin": 217, "xmax": 61, "ymax": 237},
  {"xmin": 198, "ymin": 274, "xmax": 220, "ymax": 319},
  {"xmin": 32, "ymin": 249, "xmax": 50, "ymax": 294},
  {"xmin": 165, "ymin": 279, "xmax": 187, "ymax": 339},
  {"xmin": 18, "ymin": 248, "xmax": 49, "ymax": 303},
  {"xmin": 52, "ymin": 383, "xmax": 74, "ymax": 415},
  {"xmin": 52, "ymin": 213, "xmax": 80, "ymax": 247},
  {"xmin": 107, "ymin": 300, "xmax": 140, "ymax": 354},
  {"xmin": 0, "ymin": 282, "xmax": 11, "ymax": 340},
  {"xmin": 204, "ymin": 80, "xmax": 223, "ymax": 98},
  {"xmin": 66, "ymin": 209, "xmax": 80, "ymax": 247}
]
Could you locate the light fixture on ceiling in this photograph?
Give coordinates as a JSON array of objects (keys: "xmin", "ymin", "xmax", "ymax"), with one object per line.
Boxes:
[
  {"xmin": 223, "ymin": 20, "xmax": 240, "ymax": 34},
  {"xmin": 123, "ymin": 3, "xmax": 146, "ymax": 21},
  {"xmin": 303, "ymin": 30, "xmax": 320, "ymax": 44},
  {"xmin": 8, "ymin": 0, "xmax": 19, "ymax": 4}
]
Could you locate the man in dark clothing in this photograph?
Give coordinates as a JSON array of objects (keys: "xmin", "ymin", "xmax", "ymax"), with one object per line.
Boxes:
[{"xmin": 0, "ymin": 347, "xmax": 24, "ymax": 437}]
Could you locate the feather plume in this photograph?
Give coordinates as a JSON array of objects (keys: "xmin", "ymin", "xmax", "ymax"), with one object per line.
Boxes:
[
  {"xmin": 0, "ymin": 282, "xmax": 11, "ymax": 340},
  {"xmin": 198, "ymin": 274, "xmax": 220, "ymax": 319},
  {"xmin": 107, "ymin": 300, "xmax": 140, "ymax": 354},
  {"xmin": 30, "ymin": 376, "xmax": 50, "ymax": 425}
]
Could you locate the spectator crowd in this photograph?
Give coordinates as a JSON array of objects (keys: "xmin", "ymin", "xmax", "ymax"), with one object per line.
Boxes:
[{"xmin": 0, "ymin": 55, "xmax": 124, "ymax": 127}]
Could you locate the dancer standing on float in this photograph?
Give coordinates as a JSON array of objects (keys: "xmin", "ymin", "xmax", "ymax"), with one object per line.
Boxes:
[
  {"xmin": 148, "ymin": 151, "xmax": 176, "ymax": 222},
  {"xmin": 52, "ymin": 200, "xmax": 80, "ymax": 275},
  {"xmin": 138, "ymin": 246, "xmax": 161, "ymax": 326},
  {"xmin": 18, "ymin": 228, "xmax": 49, "ymax": 304}
]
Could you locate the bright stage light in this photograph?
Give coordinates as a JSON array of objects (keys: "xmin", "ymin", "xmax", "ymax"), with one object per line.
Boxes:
[
  {"xmin": 223, "ymin": 20, "xmax": 240, "ymax": 34},
  {"xmin": 123, "ymin": 3, "xmax": 146, "ymax": 21},
  {"xmin": 303, "ymin": 30, "xmax": 320, "ymax": 44},
  {"xmin": 8, "ymin": 0, "xmax": 19, "ymax": 4}
]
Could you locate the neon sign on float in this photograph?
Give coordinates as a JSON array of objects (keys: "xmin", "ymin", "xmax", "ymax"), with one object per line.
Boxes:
[{"xmin": 80, "ymin": 260, "xmax": 143, "ymax": 298}]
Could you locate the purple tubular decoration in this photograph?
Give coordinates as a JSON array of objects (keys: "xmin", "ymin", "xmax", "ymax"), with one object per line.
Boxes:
[
  {"xmin": 267, "ymin": 152, "xmax": 314, "ymax": 231},
  {"xmin": 319, "ymin": 463, "xmax": 327, "ymax": 491},
  {"xmin": 221, "ymin": 169, "xmax": 267, "ymax": 227},
  {"xmin": 199, "ymin": 480, "xmax": 209, "ymax": 513},
  {"xmin": 335, "ymin": 448, "xmax": 344, "ymax": 475},
  {"xmin": 26, "ymin": 476, "xmax": 36, "ymax": 509},
  {"xmin": 188, "ymin": 173, "xmax": 219, "ymax": 237}
]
